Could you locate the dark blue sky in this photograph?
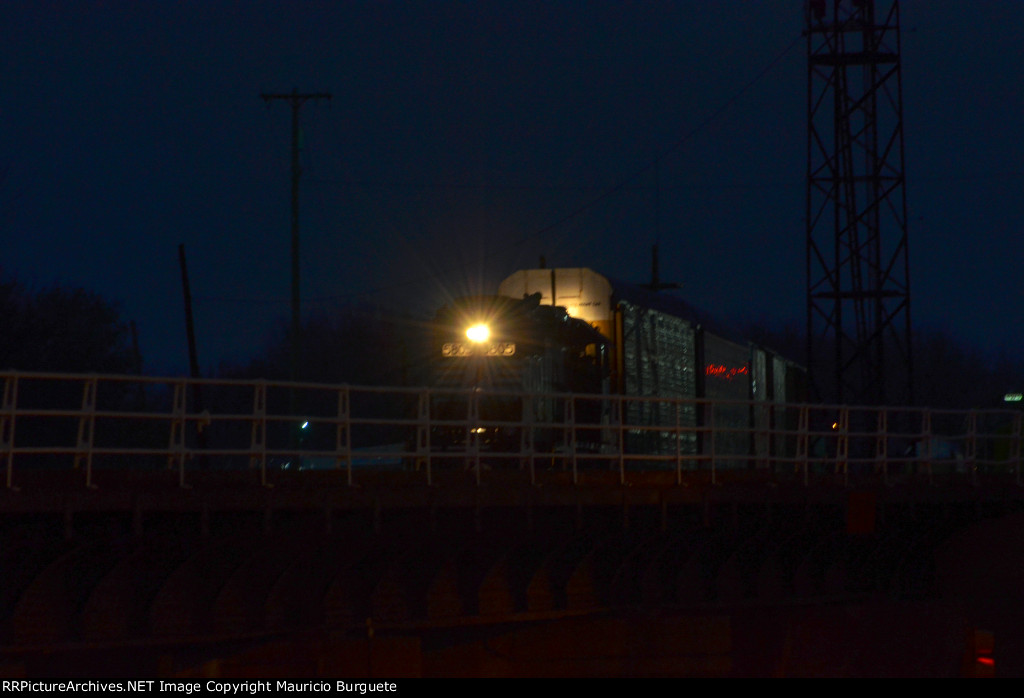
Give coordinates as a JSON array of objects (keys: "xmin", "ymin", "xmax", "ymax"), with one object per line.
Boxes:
[{"xmin": 1, "ymin": 2, "xmax": 1022, "ymax": 375}]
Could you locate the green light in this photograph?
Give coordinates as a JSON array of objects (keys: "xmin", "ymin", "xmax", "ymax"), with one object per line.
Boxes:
[{"xmin": 1005, "ymin": 393, "xmax": 1023, "ymax": 403}]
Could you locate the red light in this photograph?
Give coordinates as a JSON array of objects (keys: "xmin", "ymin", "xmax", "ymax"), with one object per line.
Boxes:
[
  {"xmin": 705, "ymin": 364, "xmax": 749, "ymax": 380},
  {"xmin": 966, "ymin": 629, "xmax": 995, "ymax": 677}
]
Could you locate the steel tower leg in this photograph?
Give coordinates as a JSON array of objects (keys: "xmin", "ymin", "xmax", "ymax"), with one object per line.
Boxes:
[{"xmin": 805, "ymin": 0, "xmax": 913, "ymax": 405}]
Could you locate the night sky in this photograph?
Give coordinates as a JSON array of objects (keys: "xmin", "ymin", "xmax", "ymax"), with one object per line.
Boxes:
[{"xmin": 1, "ymin": 2, "xmax": 1021, "ymax": 376}]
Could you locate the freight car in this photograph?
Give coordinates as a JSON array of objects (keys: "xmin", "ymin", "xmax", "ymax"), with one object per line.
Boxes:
[{"xmin": 432, "ymin": 267, "xmax": 804, "ymax": 467}]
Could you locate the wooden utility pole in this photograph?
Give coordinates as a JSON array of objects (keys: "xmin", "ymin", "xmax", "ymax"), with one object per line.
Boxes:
[{"xmin": 260, "ymin": 88, "xmax": 331, "ymax": 389}]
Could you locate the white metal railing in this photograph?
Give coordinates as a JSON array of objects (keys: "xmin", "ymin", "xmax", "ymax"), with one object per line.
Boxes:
[{"xmin": 0, "ymin": 370, "xmax": 1021, "ymax": 490}]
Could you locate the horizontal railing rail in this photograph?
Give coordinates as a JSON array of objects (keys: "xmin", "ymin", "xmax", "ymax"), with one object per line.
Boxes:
[{"xmin": 0, "ymin": 370, "xmax": 1021, "ymax": 490}]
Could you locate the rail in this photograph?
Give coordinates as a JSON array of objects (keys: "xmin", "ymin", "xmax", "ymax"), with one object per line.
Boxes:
[{"xmin": 0, "ymin": 370, "xmax": 1021, "ymax": 490}]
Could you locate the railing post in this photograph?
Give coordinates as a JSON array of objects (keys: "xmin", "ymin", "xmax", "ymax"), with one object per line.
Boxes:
[
  {"xmin": 169, "ymin": 378, "xmax": 188, "ymax": 487},
  {"xmin": 416, "ymin": 389, "xmax": 432, "ymax": 486},
  {"xmin": 617, "ymin": 395, "xmax": 626, "ymax": 485},
  {"xmin": 966, "ymin": 411, "xmax": 978, "ymax": 486},
  {"xmin": 521, "ymin": 394, "xmax": 536, "ymax": 486},
  {"xmin": 922, "ymin": 409, "xmax": 933, "ymax": 486},
  {"xmin": 755, "ymin": 401, "xmax": 770, "ymax": 471},
  {"xmin": 566, "ymin": 395, "xmax": 579, "ymax": 485},
  {"xmin": 1012, "ymin": 412, "xmax": 1022, "ymax": 487},
  {"xmin": 797, "ymin": 404, "xmax": 809, "ymax": 486},
  {"xmin": 249, "ymin": 380, "xmax": 267, "ymax": 486},
  {"xmin": 836, "ymin": 407, "xmax": 849, "ymax": 487},
  {"xmin": 675, "ymin": 399, "xmax": 682, "ymax": 485},
  {"xmin": 337, "ymin": 385, "xmax": 352, "ymax": 486},
  {"xmin": 74, "ymin": 376, "xmax": 99, "ymax": 489},
  {"xmin": 709, "ymin": 400, "xmax": 717, "ymax": 486},
  {"xmin": 876, "ymin": 408, "xmax": 889, "ymax": 486},
  {"xmin": 468, "ymin": 389, "xmax": 481, "ymax": 485},
  {"xmin": 2, "ymin": 374, "xmax": 18, "ymax": 490}
]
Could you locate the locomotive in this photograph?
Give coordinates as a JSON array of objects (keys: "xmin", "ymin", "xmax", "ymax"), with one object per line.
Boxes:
[
  {"xmin": 432, "ymin": 267, "xmax": 804, "ymax": 466},
  {"xmin": 431, "ymin": 292, "xmax": 610, "ymax": 453}
]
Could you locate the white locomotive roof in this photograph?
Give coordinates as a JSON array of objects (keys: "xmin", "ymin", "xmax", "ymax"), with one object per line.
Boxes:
[
  {"xmin": 499, "ymin": 267, "xmax": 747, "ymax": 345},
  {"xmin": 498, "ymin": 268, "xmax": 613, "ymax": 325}
]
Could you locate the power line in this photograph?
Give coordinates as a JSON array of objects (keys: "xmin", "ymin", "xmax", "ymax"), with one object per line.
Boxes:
[
  {"xmin": 505, "ymin": 33, "xmax": 804, "ymax": 250},
  {"xmin": 207, "ymin": 36, "xmax": 804, "ymax": 310}
]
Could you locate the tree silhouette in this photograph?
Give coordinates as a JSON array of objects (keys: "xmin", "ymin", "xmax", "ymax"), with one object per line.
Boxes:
[{"xmin": 0, "ymin": 278, "xmax": 135, "ymax": 374}]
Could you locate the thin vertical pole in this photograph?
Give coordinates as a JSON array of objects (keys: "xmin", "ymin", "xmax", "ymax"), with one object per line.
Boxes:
[{"xmin": 260, "ymin": 89, "xmax": 331, "ymax": 424}]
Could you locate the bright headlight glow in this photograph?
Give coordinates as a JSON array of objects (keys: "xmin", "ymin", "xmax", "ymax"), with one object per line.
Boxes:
[{"xmin": 466, "ymin": 324, "xmax": 490, "ymax": 343}]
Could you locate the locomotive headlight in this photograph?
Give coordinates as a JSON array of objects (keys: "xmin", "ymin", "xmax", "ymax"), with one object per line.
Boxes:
[{"xmin": 466, "ymin": 323, "xmax": 490, "ymax": 343}]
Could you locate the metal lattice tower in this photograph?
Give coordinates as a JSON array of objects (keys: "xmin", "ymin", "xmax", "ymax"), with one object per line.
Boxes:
[{"xmin": 805, "ymin": 0, "xmax": 913, "ymax": 405}]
